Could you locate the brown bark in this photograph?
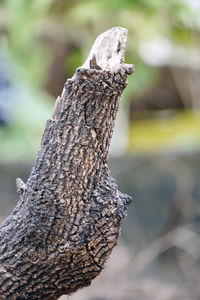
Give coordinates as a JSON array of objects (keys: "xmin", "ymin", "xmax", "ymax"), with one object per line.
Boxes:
[{"xmin": 0, "ymin": 27, "xmax": 134, "ymax": 299}]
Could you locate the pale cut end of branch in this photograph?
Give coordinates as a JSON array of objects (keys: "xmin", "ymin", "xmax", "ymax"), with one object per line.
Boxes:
[{"xmin": 82, "ymin": 27, "xmax": 134, "ymax": 74}]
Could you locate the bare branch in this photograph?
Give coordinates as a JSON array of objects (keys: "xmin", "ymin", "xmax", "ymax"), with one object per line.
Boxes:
[{"xmin": 0, "ymin": 27, "xmax": 134, "ymax": 299}]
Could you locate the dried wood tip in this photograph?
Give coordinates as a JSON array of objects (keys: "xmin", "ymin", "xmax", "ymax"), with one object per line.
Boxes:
[{"xmin": 82, "ymin": 27, "xmax": 134, "ymax": 73}]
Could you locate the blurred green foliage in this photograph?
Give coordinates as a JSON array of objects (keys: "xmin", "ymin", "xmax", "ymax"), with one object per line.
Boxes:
[
  {"xmin": 130, "ymin": 110, "xmax": 200, "ymax": 153},
  {"xmin": 1, "ymin": 0, "xmax": 197, "ymax": 89},
  {"xmin": 0, "ymin": 0, "xmax": 198, "ymax": 161}
]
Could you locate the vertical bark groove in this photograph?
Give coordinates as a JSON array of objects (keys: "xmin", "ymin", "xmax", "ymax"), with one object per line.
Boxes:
[{"xmin": 0, "ymin": 27, "xmax": 134, "ymax": 299}]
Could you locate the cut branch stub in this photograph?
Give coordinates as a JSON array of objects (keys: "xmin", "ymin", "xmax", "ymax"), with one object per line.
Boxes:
[
  {"xmin": 82, "ymin": 27, "xmax": 134, "ymax": 73},
  {"xmin": 0, "ymin": 27, "xmax": 134, "ymax": 299}
]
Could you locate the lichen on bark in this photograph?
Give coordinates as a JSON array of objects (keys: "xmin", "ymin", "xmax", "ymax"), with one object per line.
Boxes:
[{"xmin": 0, "ymin": 27, "xmax": 134, "ymax": 299}]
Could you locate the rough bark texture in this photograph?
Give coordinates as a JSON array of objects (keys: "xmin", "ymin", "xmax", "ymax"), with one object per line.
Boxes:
[{"xmin": 0, "ymin": 27, "xmax": 134, "ymax": 299}]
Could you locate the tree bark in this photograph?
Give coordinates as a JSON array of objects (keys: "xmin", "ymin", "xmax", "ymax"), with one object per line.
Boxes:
[{"xmin": 0, "ymin": 27, "xmax": 134, "ymax": 299}]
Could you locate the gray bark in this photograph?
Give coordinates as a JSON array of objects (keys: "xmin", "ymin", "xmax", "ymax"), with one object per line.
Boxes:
[{"xmin": 0, "ymin": 27, "xmax": 134, "ymax": 299}]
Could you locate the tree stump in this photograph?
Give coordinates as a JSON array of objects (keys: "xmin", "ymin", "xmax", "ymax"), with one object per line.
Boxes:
[{"xmin": 0, "ymin": 27, "xmax": 134, "ymax": 299}]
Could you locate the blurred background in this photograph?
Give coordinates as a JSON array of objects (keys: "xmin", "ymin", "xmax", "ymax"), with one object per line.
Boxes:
[{"xmin": 0, "ymin": 0, "xmax": 200, "ymax": 299}]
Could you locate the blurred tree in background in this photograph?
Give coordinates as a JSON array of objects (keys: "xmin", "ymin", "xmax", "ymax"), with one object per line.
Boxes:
[{"xmin": 0, "ymin": 0, "xmax": 199, "ymax": 161}]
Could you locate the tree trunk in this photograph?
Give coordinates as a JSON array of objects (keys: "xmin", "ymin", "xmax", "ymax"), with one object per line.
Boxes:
[{"xmin": 0, "ymin": 27, "xmax": 134, "ymax": 299}]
